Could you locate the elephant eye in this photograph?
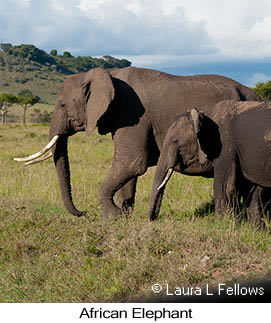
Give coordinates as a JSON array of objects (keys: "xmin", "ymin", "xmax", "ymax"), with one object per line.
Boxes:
[{"xmin": 60, "ymin": 101, "xmax": 65, "ymax": 108}]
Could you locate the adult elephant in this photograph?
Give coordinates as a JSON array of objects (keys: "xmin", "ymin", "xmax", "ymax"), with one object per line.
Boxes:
[{"xmin": 14, "ymin": 67, "xmax": 260, "ymax": 218}]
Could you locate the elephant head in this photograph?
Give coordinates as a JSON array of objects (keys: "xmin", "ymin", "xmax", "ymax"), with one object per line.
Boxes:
[
  {"xmin": 148, "ymin": 108, "xmax": 221, "ymax": 220},
  {"xmin": 14, "ymin": 68, "xmax": 115, "ymax": 216}
]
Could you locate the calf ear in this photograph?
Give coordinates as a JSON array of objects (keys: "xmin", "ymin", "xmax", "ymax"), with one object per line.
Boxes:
[
  {"xmin": 83, "ymin": 68, "xmax": 115, "ymax": 136},
  {"xmin": 190, "ymin": 108, "xmax": 221, "ymax": 163}
]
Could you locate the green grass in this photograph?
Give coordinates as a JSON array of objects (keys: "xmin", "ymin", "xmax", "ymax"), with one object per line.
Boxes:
[{"xmin": 0, "ymin": 124, "xmax": 271, "ymax": 302}]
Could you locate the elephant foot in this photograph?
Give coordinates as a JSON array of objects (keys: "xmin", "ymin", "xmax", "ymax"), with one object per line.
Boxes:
[
  {"xmin": 214, "ymin": 198, "xmax": 232, "ymax": 217},
  {"xmin": 102, "ymin": 205, "xmax": 122, "ymax": 219},
  {"xmin": 246, "ymin": 207, "xmax": 264, "ymax": 230},
  {"xmin": 214, "ymin": 207, "xmax": 226, "ymax": 217},
  {"xmin": 121, "ymin": 198, "xmax": 134, "ymax": 216}
]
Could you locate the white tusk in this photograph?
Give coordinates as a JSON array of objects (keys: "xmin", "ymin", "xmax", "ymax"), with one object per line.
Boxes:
[
  {"xmin": 13, "ymin": 135, "xmax": 59, "ymax": 162},
  {"xmin": 24, "ymin": 151, "xmax": 53, "ymax": 165},
  {"xmin": 157, "ymin": 168, "xmax": 173, "ymax": 191}
]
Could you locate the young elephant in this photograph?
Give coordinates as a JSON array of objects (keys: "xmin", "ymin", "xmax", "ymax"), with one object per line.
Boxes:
[{"xmin": 148, "ymin": 100, "xmax": 271, "ymax": 228}]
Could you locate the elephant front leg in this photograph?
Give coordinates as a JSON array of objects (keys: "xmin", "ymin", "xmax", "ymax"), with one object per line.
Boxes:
[
  {"xmin": 213, "ymin": 175, "xmax": 228, "ymax": 216},
  {"xmin": 213, "ymin": 158, "xmax": 239, "ymax": 217},
  {"xmin": 98, "ymin": 161, "xmax": 147, "ymax": 219},
  {"xmin": 116, "ymin": 177, "xmax": 138, "ymax": 215}
]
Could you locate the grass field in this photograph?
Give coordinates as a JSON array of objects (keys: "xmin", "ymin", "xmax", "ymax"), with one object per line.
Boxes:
[
  {"xmin": 3, "ymin": 103, "xmax": 55, "ymax": 124},
  {"xmin": 0, "ymin": 124, "xmax": 271, "ymax": 302}
]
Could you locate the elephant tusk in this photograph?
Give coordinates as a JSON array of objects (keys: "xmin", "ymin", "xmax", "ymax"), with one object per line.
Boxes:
[
  {"xmin": 24, "ymin": 151, "xmax": 53, "ymax": 165},
  {"xmin": 13, "ymin": 135, "xmax": 59, "ymax": 162},
  {"xmin": 157, "ymin": 168, "xmax": 173, "ymax": 191}
]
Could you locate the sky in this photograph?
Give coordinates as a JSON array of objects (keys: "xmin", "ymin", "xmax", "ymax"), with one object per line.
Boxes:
[{"xmin": 1, "ymin": 0, "xmax": 271, "ymax": 86}]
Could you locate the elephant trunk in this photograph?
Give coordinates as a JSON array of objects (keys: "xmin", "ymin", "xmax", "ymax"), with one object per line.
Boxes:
[
  {"xmin": 148, "ymin": 138, "xmax": 177, "ymax": 220},
  {"xmin": 148, "ymin": 166, "xmax": 174, "ymax": 221},
  {"xmin": 52, "ymin": 135, "xmax": 86, "ymax": 217},
  {"xmin": 148, "ymin": 185, "xmax": 166, "ymax": 221}
]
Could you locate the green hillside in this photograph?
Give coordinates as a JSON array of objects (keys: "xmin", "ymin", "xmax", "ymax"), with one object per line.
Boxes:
[{"xmin": 0, "ymin": 43, "xmax": 131, "ymax": 105}]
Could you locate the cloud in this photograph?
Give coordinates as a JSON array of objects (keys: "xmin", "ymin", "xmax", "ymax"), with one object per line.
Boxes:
[
  {"xmin": 179, "ymin": 0, "xmax": 271, "ymax": 59},
  {"xmin": 0, "ymin": 0, "xmax": 271, "ymax": 85},
  {"xmin": 76, "ymin": 0, "xmax": 271, "ymax": 60},
  {"xmin": 1, "ymin": 0, "xmax": 271, "ymax": 60},
  {"xmin": 76, "ymin": 0, "xmax": 214, "ymax": 56},
  {"xmin": 0, "ymin": 0, "xmax": 213, "ymax": 57},
  {"xmin": 247, "ymin": 73, "xmax": 271, "ymax": 87},
  {"xmin": 0, "ymin": 0, "xmax": 95, "ymax": 54}
]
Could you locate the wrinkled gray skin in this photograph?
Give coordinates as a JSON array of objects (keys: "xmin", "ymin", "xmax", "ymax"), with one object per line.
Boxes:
[
  {"xmin": 49, "ymin": 67, "xmax": 260, "ymax": 218},
  {"xmin": 213, "ymin": 101, "xmax": 271, "ymax": 228},
  {"xmin": 148, "ymin": 100, "xmax": 271, "ymax": 229},
  {"xmin": 147, "ymin": 108, "xmax": 222, "ymax": 220}
]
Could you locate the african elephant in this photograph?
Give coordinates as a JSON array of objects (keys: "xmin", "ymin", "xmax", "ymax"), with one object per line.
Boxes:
[
  {"xmin": 148, "ymin": 100, "xmax": 271, "ymax": 228},
  {"xmin": 14, "ymin": 67, "xmax": 260, "ymax": 218},
  {"xmin": 213, "ymin": 100, "xmax": 271, "ymax": 228}
]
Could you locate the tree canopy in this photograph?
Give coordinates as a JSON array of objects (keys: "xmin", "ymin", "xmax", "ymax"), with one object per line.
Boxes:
[
  {"xmin": 252, "ymin": 81, "xmax": 271, "ymax": 100},
  {"xmin": 17, "ymin": 91, "xmax": 40, "ymax": 124},
  {"xmin": 0, "ymin": 93, "xmax": 18, "ymax": 124},
  {"xmin": 63, "ymin": 51, "xmax": 73, "ymax": 59},
  {"xmin": 50, "ymin": 49, "xmax": 57, "ymax": 56},
  {"xmin": 0, "ymin": 91, "xmax": 40, "ymax": 125}
]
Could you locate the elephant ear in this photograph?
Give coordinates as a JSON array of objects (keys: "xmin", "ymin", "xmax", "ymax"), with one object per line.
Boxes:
[
  {"xmin": 191, "ymin": 108, "xmax": 221, "ymax": 163},
  {"xmin": 83, "ymin": 68, "xmax": 115, "ymax": 136}
]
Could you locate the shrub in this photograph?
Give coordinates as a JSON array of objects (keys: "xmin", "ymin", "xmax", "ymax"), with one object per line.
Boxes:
[
  {"xmin": 30, "ymin": 108, "xmax": 53, "ymax": 123},
  {"xmin": 252, "ymin": 81, "xmax": 271, "ymax": 100}
]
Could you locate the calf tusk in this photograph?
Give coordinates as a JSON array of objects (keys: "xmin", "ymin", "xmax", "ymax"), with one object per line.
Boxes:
[
  {"xmin": 24, "ymin": 151, "xmax": 53, "ymax": 165},
  {"xmin": 13, "ymin": 135, "xmax": 59, "ymax": 162},
  {"xmin": 157, "ymin": 168, "xmax": 173, "ymax": 191}
]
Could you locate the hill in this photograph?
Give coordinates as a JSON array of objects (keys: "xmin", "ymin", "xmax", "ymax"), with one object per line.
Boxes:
[{"xmin": 0, "ymin": 43, "xmax": 131, "ymax": 105}]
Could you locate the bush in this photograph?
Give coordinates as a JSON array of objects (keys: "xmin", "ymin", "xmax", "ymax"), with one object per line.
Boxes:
[
  {"xmin": 252, "ymin": 81, "xmax": 271, "ymax": 100},
  {"xmin": 50, "ymin": 49, "xmax": 57, "ymax": 56},
  {"xmin": 30, "ymin": 108, "xmax": 53, "ymax": 123},
  {"xmin": 6, "ymin": 114, "xmax": 19, "ymax": 123},
  {"xmin": 63, "ymin": 51, "xmax": 73, "ymax": 59},
  {"xmin": 0, "ymin": 56, "xmax": 5, "ymax": 66}
]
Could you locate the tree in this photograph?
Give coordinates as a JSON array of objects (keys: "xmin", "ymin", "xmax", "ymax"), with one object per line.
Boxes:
[
  {"xmin": 12, "ymin": 44, "xmax": 55, "ymax": 65},
  {"xmin": 0, "ymin": 43, "xmax": 12, "ymax": 53},
  {"xmin": 17, "ymin": 91, "xmax": 40, "ymax": 124},
  {"xmin": 50, "ymin": 49, "xmax": 57, "ymax": 56},
  {"xmin": 63, "ymin": 51, "xmax": 73, "ymax": 59},
  {"xmin": 0, "ymin": 93, "xmax": 18, "ymax": 124},
  {"xmin": 252, "ymin": 81, "xmax": 271, "ymax": 100}
]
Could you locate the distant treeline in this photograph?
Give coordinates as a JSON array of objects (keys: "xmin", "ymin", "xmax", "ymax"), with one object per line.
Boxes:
[{"xmin": 0, "ymin": 43, "xmax": 131, "ymax": 74}]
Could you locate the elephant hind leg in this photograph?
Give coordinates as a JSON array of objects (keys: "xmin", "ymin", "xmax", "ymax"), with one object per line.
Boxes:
[{"xmin": 246, "ymin": 186, "xmax": 271, "ymax": 230}]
